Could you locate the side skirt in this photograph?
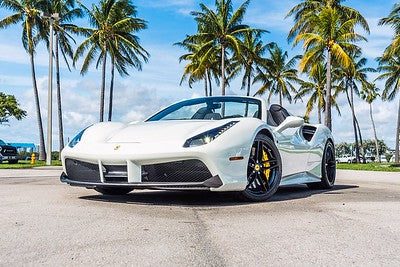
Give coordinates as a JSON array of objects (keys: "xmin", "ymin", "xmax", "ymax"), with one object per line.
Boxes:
[{"xmin": 279, "ymin": 171, "xmax": 321, "ymax": 186}]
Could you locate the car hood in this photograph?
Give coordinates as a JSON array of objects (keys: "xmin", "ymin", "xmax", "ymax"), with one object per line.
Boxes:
[{"xmin": 105, "ymin": 120, "xmax": 234, "ymax": 143}]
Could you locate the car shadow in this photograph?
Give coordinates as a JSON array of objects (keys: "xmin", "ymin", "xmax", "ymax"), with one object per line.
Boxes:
[{"xmin": 79, "ymin": 184, "xmax": 359, "ymax": 207}]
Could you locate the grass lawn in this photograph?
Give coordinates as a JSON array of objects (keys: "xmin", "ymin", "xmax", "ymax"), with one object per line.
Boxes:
[
  {"xmin": 0, "ymin": 160, "xmax": 62, "ymax": 169},
  {"xmin": 337, "ymin": 162, "xmax": 400, "ymax": 172}
]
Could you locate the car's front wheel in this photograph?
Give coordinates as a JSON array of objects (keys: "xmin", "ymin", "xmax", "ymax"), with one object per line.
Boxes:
[
  {"xmin": 9, "ymin": 160, "xmax": 18, "ymax": 164},
  {"xmin": 95, "ymin": 187, "xmax": 133, "ymax": 195},
  {"xmin": 241, "ymin": 133, "xmax": 282, "ymax": 202}
]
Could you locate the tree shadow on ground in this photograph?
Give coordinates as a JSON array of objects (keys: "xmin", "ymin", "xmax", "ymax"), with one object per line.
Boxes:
[{"xmin": 79, "ymin": 184, "xmax": 359, "ymax": 207}]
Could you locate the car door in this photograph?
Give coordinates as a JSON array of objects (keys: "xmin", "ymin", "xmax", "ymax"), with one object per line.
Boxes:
[{"xmin": 275, "ymin": 127, "xmax": 310, "ymax": 178}]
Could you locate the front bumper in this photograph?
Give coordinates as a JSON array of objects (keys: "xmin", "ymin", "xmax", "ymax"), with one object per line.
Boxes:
[
  {"xmin": 0, "ymin": 155, "xmax": 17, "ymax": 161},
  {"xmin": 60, "ymin": 172, "xmax": 223, "ymax": 191},
  {"xmin": 60, "ymin": 158, "xmax": 224, "ymax": 191}
]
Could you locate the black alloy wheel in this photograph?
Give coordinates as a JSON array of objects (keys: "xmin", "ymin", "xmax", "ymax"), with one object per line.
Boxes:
[
  {"xmin": 307, "ymin": 140, "xmax": 336, "ymax": 189},
  {"xmin": 241, "ymin": 133, "xmax": 282, "ymax": 202}
]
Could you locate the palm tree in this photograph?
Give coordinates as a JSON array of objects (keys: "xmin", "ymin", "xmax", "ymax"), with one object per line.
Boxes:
[
  {"xmin": 74, "ymin": 0, "xmax": 148, "ymax": 122},
  {"xmin": 105, "ymin": 1, "xmax": 148, "ymax": 121},
  {"xmin": 189, "ymin": 0, "xmax": 256, "ymax": 95},
  {"xmin": 334, "ymin": 52, "xmax": 375, "ymax": 163},
  {"xmin": 295, "ymin": 62, "xmax": 340, "ymax": 123},
  {"xmin": 41, "ymin": 0, "xmax": 82, "ymax": 156},
  {"xmin": 378, "ymin": 3, "xmax": 400, "ymax": 59},
  {"xmin": 376, "ymin": 56, "xmax": 400, "ymax": 163},
  {"xmin": 286, "ymin": 0, "xmax": 369, "ymax": 42},
  {"xmin": 254, "ymin": 43, "xmax": 302, "ymax": 106},
  {"xmin": 0, "ymin": 0, "xmax": 47, "ymax": 161},
  {"xmin": 360, "ymin": 83, "xmax": 381, "ymax": 163},
  {"xmin": 236, "ymin": 30, "xmax": 269, "ymax": 97},
  {"xmin": 293, "ymin": 7, "xmax": 366, "ymax": 130},
  {"xmin": 176, "ymin": 38, "xmax": 215, "ymax": 96}
]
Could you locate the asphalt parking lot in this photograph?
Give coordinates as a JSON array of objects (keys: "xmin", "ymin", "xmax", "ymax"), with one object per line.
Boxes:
[{"xmin": 0, "ymin": 167, "xmax": 399, "ymax": 266}]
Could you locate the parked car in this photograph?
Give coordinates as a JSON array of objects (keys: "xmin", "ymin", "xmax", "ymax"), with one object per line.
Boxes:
[
  {"xmin": 336, "ymin": 155, "xmax": 355, "ymax": 163},
  {"xmin": 380, "ymin": 155, "xmax": 388, "ymax": 163},
  {"xmin": 60, "ymin": 96, "xmax": 336, "ymax": 202},
  {"xmin": 365, "ymin": 156, "xmax": 376, "ymax": 163},
  {"xmin": 390, "ymin": 156, "xmax": 397, "ymax": 163},
  {"xmin": 0, "ymin": 139, "xmax": 18, "ymax": 164}
]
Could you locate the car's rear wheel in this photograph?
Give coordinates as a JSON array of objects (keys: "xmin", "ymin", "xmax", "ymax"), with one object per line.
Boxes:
[
  {"xmin": 9, "ymin": 160, "xmax": 18, "ymax": 164},
  {"xmin": 307, "ymin": 140, "xmax": 336, "ymax": 190},
  {"xmin": 94, "ymin": 187, "xmax": 133, "ymax": 195},
  {"xmin": 241, "ymin": 133, "xmax": 282, "ymax": 202}
]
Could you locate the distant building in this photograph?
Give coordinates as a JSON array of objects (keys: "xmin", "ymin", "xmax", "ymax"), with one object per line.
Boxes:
[{"xmin": 8, "ymin": 143, "xmax": 37, "ymax": 153}]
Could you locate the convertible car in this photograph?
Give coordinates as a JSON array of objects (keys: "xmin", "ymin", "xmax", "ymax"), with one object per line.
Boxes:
[{"xmin": 61, "ymin": 96, "xmax": 336, "ymax": 201}]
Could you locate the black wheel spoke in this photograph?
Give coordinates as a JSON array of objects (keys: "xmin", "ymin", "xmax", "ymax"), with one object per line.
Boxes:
[
  {"xmin": 255, "ymin": 173, "xmax": 267, "ymax": 191},
  {"xmin": 262, "ymin": 165, "xmax": 279, "ymax": 171},
  {"xmin": 246, "ymin": 172, "xmax": 256, "ymax": 188},
  {"xmin": 256, "ymin": 141, "xmax": 263, "ymax": 162},
  {"xmin": 262, "ymin": 159, "xmax": 277, "ymax": 165},
  {"xmin": 260, "ymin": 172, "xmax": 271, "ymax": 190}
]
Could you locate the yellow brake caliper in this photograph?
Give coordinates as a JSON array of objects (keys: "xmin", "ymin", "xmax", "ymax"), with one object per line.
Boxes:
[{"xmin": 262, "ymin": 150, "xmax": 270, "ymax": 181}]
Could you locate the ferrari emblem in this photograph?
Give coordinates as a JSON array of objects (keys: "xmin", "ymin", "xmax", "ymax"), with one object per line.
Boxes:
[{"xmin": 114, "ymin": 145, "xmax": 121, "ymax": 150}]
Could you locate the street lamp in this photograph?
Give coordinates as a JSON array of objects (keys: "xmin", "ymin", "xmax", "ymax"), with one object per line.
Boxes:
[{"xmin": 40, "ymin": 12, "xmax": 59, "ymax": 166}]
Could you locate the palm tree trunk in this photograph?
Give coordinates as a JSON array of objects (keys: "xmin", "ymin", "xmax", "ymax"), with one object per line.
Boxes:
[
  {"xmin": 355, "ymin": 117, "xmax": 365, "ymax": 163},
  {"xmin": 30, "ymin": 51, "xmax": 46, "ymax": 161},
  {"xmin": 369, "ymin": 103, "xmax": 380, "ymax": 163},
  {"xmin": 395, "ymin": 97, "xmax": 400, "ymax": 163},
  {"xmin": 279, "ymin": 90, "xmax": 282, "ymax": 106},
  {"xmin": 246, "ymin": 74, "xmax": 251, "ymax": 96},
  {"xmin": 108, "ymin": 58, "xmax": 115, "ymax": 121},
  {"xmin": 204, "ymin": 75, "xmax": 208, "ymax": 97},
  {"xmin": 325, "ymin": 50, "xmax": 332, "ymax": 130},
  {"xmin": 221, "ymin": 45, "xmax": 226, "ymax": 96},
  {"xmin": 207, "ymin": 70, "xmax": 212, "ymax": 96},
  {"xmin": 100, "ymin": 47, "xmax": 107, "ymax": 122},
  {"xmin": 350, "ymin": 82, "xmax": 360, "ymax": 163},
  {"xmin": 318, "ymin": 106, "xmax": 322, "ymax": 124},
  {"xmin": 55, "ymin": 33, "xmax": 64, "ymax": 159}
]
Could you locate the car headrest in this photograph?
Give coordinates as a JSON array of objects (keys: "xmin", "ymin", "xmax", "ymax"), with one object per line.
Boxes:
[
  {"xmin": 204, "ymin": 113, "xmax": 222, "ymax": 120},
  {"xmin": 191, "ymin": 107, "xmax": 211, "ymax": 119},
  {"xmin": 269, "ymin": 104, "xmax": 290, "ymax": 126}
]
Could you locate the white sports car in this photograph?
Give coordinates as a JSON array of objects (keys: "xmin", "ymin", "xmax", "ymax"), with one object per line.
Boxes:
[{"xmin": 61, "ymin": 96, "xmax": 336, "ymax": 201}]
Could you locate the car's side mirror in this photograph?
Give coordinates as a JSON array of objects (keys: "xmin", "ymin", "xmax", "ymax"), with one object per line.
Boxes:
[{"xmin": 274, "ymin": 116, "xmax": 304, "ymax": 133}]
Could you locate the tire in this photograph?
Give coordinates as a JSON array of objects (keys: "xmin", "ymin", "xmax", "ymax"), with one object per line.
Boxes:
[
  {"xmin": 241, "ymin": 133, "xmax": 282, "ymax": 202},
  {"xmin": 94, "ymin": 187, "xmax": 133, "ymax": 195},
  {"xmin": 307, "ymin": 140, "xmax": 336, "ymax": 190},
  {"xmin": 9, "ymin": 160, "xmax": 18, "ymax": 164}
]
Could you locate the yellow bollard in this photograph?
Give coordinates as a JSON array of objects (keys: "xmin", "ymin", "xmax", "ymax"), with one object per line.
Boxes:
[{"xmin": 31, "ymin": 153, "xmax": 36, "ymax": 165}]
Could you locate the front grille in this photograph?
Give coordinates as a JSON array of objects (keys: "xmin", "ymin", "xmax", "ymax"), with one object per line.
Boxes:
[
  {"xmin": 141, "ymin": 160, "xmax": 212, "ymax": 183},
  {"xmin": 103, "ymin": 165, "xmax": 128, "ymax": 183},
  {"xmin": 65, "ymin": 159, "xmax": 101, "ymax": 183}
]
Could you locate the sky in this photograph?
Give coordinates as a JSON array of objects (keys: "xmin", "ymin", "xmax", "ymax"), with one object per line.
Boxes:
[{"xmin": 0, "ymin": 0, "xmax": 399, "ymax": 150}]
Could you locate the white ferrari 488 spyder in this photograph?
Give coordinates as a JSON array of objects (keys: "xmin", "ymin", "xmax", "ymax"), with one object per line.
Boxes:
[{"xmin": 61, "ymin": 96, "xmax": 336, "ymax": 201}]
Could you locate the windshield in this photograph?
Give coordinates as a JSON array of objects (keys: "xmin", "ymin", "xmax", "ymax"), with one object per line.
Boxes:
[
  {"xmin": 147, "ymin": 97, "xmax": 261, "ymax": 121},
  {"xmin": 0, "ymin": 140, "xmax": 6, "ymax": 145}
]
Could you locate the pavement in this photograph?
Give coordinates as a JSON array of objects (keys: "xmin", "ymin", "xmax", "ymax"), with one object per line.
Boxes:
[{"xmin": 0, "ymin": 167, "xmax": 399, "ymax": 266}]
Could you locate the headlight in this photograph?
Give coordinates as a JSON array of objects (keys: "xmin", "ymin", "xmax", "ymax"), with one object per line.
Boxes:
[
  {"xmin": 183, "ymin": 121, "xmax": 238, "ymax": 147},
  {"xmin": 68, "ymin": 128, "xmax": 88, "ymax": 148}
]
